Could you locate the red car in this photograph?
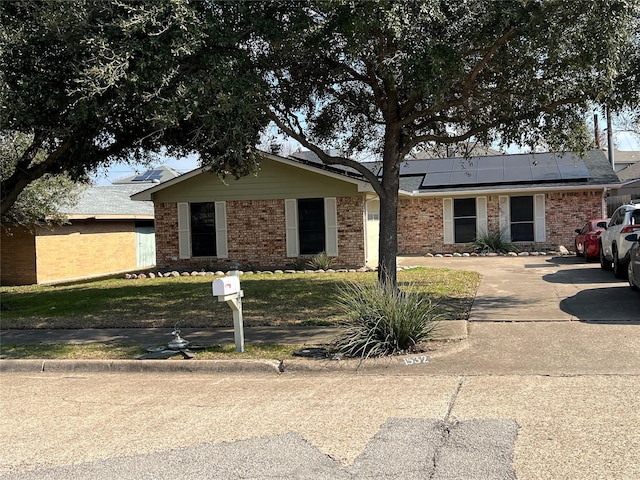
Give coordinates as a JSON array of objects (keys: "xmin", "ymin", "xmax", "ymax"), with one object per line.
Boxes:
[{"xmin": 574, "ymin": 218, "xmax": 609, "ymax": 261}]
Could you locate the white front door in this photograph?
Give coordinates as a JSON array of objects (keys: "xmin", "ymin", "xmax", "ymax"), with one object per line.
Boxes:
[{"xmin": 365, "ymin": 198, "xmax": 380, "ymax": 268}]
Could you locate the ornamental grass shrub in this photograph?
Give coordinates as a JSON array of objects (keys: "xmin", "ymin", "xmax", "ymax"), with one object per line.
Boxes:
[
  {"xmin": 332, "ymin": 281, "xmax": 440, "ymax": 358},
  {"xmin": 473, "ymin": 230, "xmax": 519, "ymax": 254},
  {"xmin": 308, "ymin": 251, "xmax": 335, "ymax": 270}
]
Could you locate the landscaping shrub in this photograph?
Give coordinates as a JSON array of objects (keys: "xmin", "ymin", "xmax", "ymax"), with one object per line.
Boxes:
[
  {"xmin": 473, "ymin": 229, "xmax": 519, "ymax": 254},
  {"xmin": 332, "ymin": 281, "xmax": 440, "ymax": 358},
  {"xmin": 308, "ymin": 251, "xmax": 335, "ymax": 270}
]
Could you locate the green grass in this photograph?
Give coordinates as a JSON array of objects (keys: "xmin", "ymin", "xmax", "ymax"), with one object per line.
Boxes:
[
  {"xmin": 0, "ymin": 268, "xmax": 479, "ymax": 359},
  {"xmin": 0, "ymin": 268, "xmax": 479, "ymax": 330},
  {"xmin": 0, "ymin": 343, "xmax": 300, "ymax": 360}
]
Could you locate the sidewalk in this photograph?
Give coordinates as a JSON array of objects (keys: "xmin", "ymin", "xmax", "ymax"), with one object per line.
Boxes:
[
  {"xmin": 2, "ymin": 254, "xmax": 639, "ymax": 372},
  {"xmin": 0, "ymin": 322, "xmax": 467, "ymax": 347}
]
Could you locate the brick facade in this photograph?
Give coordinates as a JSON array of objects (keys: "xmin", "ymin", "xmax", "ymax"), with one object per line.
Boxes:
[
  {"xmin": 155, "ymin": 190, "xmax": 604, "ymax": 269},
  {"xmin": 34, "ymin": 221, "xmax": 138, "ymax": 284},
  {"xmin": 1, "ymin": 221, "xmax": 140, "ymax": 285},
  {"xmin": 154, "ymin": 196, "xmax": 366, "ymax": 270},
  {"xmin": 1, "ymin": 227, "xmax": 37, "ymax": 285},
  {"xmin": 398, "ymin": 191, "xmax": 604, "ymax": 255}
]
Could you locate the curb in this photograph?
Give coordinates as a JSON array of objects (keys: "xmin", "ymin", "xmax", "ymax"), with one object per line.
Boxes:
[{"xmin": 0, "ymin": 359, "xmax": 283, "ymax": 374}]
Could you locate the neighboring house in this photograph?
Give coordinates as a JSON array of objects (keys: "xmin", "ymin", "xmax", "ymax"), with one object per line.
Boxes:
[
  {"xmin": 0, "ymin": 167, "xmax": 180, "ymax": 286},
  {"xmin": 609, "ymin": 159, "xmax": 640, "ymax": 214},
  {"xmin": 112, "ymin": 165, "xmax": 182, "ymax": 185},
  {"xmin": 605, "ymin": 149, "xmax": 640, "ymax": 173},
  {"xmin": 132, "ymin": 149, "xmax": 619, "ymax": 271}
]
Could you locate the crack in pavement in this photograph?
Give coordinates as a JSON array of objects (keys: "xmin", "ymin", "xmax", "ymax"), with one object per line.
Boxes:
[{"xmin": 0, "ymin": 418, "xmax": 519, "ymax": 480}]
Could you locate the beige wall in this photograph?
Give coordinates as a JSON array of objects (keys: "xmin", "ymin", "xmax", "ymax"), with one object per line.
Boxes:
[
  {"xmin": 152, "ymin": 158, "xmax": 363, "ymax": 203},
  {"xmin": 34, "ymin": 221, "xmax": 138, "ymax": 284},
  {"xmin": 1, "ymin": 227, "xmax": 37, "ymax": 286}
]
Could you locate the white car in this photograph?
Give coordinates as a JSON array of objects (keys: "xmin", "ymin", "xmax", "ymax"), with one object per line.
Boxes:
[
  {"xmin": 600, "ymin": 202, "xmax": 640, "ymax": 279},
  {"xmin": 628, "ymin": 234, "xmax": 640, "ymax": 291}
]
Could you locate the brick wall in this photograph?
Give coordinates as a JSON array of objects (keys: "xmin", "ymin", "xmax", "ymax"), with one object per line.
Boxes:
[
  {"xmin": 398, "ymin": 191, "xmax": 604, "ymax": 255},
  {"xmin": 155, "ymin": 196, "xmax": 366, "ymax": 270},
  {"xmin": 398, "ymin": 197, "xmax": 444, "ymax": 253},
  {"xmin": 155, "ymin": 202, "xmax": 180, "ymax": 268},
  {"xmin": 545, "ymin": 191, "xmax": 604, "ymax": 249},
  {"xmin": 35, "ymin": 221, "xmax": 137, "ymax": 284},
  {"xmin": 1, "ymin": 227, "xmax": 37, "ymax": 285}
]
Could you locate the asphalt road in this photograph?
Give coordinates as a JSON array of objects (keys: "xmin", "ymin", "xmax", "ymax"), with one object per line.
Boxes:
[
  {"xmin": 3, "ymin": 318, "xmax": 640, "ymax": 479},
  {"xmin": 1, "ymin": 255, "xmax": 639, "ymax": 479}
]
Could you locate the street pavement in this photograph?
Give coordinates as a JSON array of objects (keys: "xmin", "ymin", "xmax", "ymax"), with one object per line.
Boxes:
[{"xmin": 1, "ymin": 255, "xmax": 640, "ymax": 479}]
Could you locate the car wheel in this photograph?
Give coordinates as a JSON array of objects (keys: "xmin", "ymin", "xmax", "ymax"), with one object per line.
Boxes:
[
  {"xmin": 600, "ymin": 243, "xmax": 612, "ymax": 271},
  {"xmin": 574, "ymin": 241, "xmax": 580, "ymax": 257},
  {"xmin": 584, "ymin": 245, "xmax": 591, "ymax": 262},
  {"xmin": 629, "ymin": 261, "xmax": 639, "ymax": 291},
  {"xmin": 613, "ymin": 246, "xmax": 628, "ymax": 280}
]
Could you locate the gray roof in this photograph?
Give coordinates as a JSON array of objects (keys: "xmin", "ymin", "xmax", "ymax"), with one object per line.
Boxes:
[
  {"xmin": 607, "ymin": 150, "xmax": 640, "ymax": 167},
  {"xmin": 618, "ymin": 161, "xmax": 640, "ymax": 181},
  {"xmin": 65, "ymin": 184, "xmax": 154, "ymax": 218},
  {"xmin": 288, "ymin": 150, "xmax": 374, "ymax": 178}
]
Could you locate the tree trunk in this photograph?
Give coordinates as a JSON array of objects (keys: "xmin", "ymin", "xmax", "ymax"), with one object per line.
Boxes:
[{"xmin": 377, "ymin": 142, "xmax": 401, "ymax": 288}]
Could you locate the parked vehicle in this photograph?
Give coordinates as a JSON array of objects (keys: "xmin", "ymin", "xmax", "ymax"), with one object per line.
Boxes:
[
  {"xmin": 627, "ymin": 233, "xmax": 640, "ymax": 291},
  {"xmin": 600, "ymin": 202, "xmax": 640, "ymax": 279},
  {"xmin": 574, "ymin": 218, "xmax": 609, "ymax": 261}
]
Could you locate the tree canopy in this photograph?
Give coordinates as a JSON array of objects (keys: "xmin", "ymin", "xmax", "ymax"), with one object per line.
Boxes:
[
  {"xmin": 0, "ymin": 132, "xmax": 84, "ymax": 230},
  {"xmin": 2, "ymin": 0, "xmax": 638, "ymax": 286},
  {"xmin": 0, "ymin": 0, "xmax": 268, "ymax": 217},
  {"xmin": 257, "ymin": 0, "xmax": 639, "ymax": 284}
]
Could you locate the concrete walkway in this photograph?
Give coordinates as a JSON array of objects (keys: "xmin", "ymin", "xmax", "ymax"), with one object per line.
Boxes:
[{"xmin": 398, "ymin": 254, "xmax": 640, "ymax": 322}]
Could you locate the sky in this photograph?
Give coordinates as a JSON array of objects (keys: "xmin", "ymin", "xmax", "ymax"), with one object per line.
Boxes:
[{"xmin": 92, "ymin": 128, "xmax": 640, "ymax": 186}]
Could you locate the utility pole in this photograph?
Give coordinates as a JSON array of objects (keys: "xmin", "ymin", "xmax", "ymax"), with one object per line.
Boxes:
[{"xmin": 606, "ymin": 105, "xmax": 615, "ymax": 170}]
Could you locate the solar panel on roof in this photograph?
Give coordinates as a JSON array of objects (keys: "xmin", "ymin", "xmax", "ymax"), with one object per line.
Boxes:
[
  {"xmin": 478, "ymin": 156, "xmax": 505, "ymax": 169},
  {"xmin": 450, "ymin": 169, "xmax": 478, "ymax": 184},
  {"xmin": 421, "ymin": 171, "xmax": 452, "ymax": 187},
  {"xmin": 132, "ymin": 169, "xmax": 164, "ymax": 182},
  {"xmin": 418, "ymin": 153, "xmax": 591, "ymax": 189},
  {"xmin": 398, "ymin": 159, "xmax": 432, "ymax": 175}
]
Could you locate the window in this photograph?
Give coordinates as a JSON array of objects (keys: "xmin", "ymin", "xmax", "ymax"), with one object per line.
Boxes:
[
  {"xmin": 443, "ymin": 197, "xmax": 487, "ymax": 245},
  {"xmin": 510, "ymin": 196, "xmax": 534, "ymax": 242},
  {"xmin": 190, "ymin": 202, "xmax": 217, "ymax": 256},
  {"xmin": 177, "ymin": 202, "xmax": 227, "ymax": 259},
  {"xmin": 298, "ymin": 198, "xmax": 325, "ymax": 255},
  {"xmin": 453, "ymin": 198, "xmax": 476, "ymax": 243},
  {"xmin": 285, "ymin": 198, "xmax": 338, "ymax": 257}
]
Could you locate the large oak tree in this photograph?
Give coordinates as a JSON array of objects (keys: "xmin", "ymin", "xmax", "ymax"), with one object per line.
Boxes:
[
  {"xmin": 1, "ymin": 0, "xmax": 269, "ymax": 218},
  {"xmin": 2, "ymin": 1, "xmax": 638, "ymax": 286},
  {"xmin": 256, "ymin": 0, "xmax": 639, "ymax": 285}
]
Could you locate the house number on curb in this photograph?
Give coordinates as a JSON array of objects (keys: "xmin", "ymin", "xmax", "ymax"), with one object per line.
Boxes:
[{"xmin": 401, "ymin": 356, "xmax": 429, "ymax": 365}]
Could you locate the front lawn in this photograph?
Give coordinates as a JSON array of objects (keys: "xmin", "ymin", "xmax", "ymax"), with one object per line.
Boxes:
[{"xmin": 0, "ymin": 268, "xmax": 480, "ymax": 329}]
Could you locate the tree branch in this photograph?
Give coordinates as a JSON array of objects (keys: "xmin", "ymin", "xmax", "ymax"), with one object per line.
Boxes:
[{"xmin": 266, "ymin": 108, "xmax": 383, "ymax": 197}]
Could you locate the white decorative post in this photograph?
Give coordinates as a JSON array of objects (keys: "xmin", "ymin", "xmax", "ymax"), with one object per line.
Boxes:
[{"xmin": 212, "ymin": 265, "xmax": 245, "ymax": 352}]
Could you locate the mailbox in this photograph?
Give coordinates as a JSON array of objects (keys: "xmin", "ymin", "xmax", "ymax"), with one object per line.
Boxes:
[{"xmin": 212, "ymin": 276, "xmax": 241, "ymax": 296}]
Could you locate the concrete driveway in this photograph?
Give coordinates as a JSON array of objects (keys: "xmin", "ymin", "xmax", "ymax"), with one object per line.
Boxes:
[{"xmin": 398, "ymin": 254, "xmax": 640, "ymax": 322}]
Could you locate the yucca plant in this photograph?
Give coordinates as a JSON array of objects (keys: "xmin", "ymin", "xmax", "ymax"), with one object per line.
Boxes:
[
  {"xmin": 308, "ymin": 251, "xmax": 335, "ymax": 270},
  {"xmin": 332, "ymin": 281, "xmax": 440, "ymax": 358},
  {"xmin": 473, "ymin": 229, "xmax": 519, "ymax": 254}
]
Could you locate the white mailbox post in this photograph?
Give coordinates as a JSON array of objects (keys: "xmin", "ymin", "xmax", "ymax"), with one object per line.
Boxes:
[{"xmin": 212, "ymin": 271, "xmax": 245, "ymax": 352}]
